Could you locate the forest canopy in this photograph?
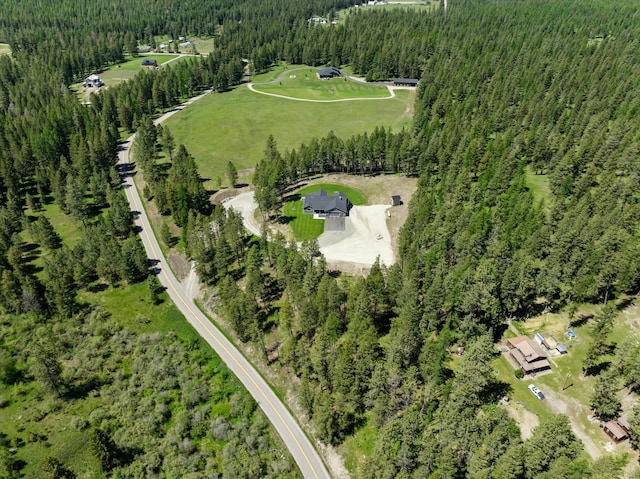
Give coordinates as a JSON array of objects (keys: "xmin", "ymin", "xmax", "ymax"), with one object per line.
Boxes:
[{"xmin": 1, "ymin": 0, "xmax": 640, "ymax": 477}]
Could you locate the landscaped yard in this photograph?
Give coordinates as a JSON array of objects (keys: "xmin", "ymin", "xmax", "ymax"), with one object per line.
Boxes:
[
  {"xmin": 252, "ymin": 68, "xmax": 391, "ymax": 100},
  {"xmin": 162, "ymin": 68, "xmax": 414, "ymax": 187},
  {"xmin": 282, "ymin": 183, "xmax": 366, "ymax": 241}
]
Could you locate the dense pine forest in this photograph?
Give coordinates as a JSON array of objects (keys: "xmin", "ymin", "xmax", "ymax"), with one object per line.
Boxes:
[{"xmin": 2, "ymin": 0, "xmax": 640, "ymax": 477}]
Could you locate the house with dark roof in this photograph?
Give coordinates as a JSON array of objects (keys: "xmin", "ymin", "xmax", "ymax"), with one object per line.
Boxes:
[
  {"xmin": 141, "ymin": 59, "xmax": 158, "ymax": 69},
  {"xmin": 507, "ymin": 336, "xmax": 551, "ymax": 374},
  {"xmin": 393, "ymin": 78, "xmax": 419, "ymax": 87},
  {"xmin": 302, "ymin": 190, "xmax": 350, "ymax": 217},
  {"xmin": 318, "ymin": 66, "xmax": 343, "ymax": 79}
]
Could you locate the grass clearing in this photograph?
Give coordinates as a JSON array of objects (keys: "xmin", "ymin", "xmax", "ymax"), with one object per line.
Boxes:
[
  {"xmin": 496, "ymin": 303, "xmax": 638, "ymax": 456},
  {"xmin": 79, "ymin": 281, "xmax": 197, "ymax": 338},
  {"xmin": 98, "ymin": 54, "xmax": 182, "ymax": 84},
  {"xmin": 0, "ymin": 386, "xmax": 104, "ymax": 478},
  {"xmin": 253, "ymin": 69, "xmax": 391, "ymax": 100},
  {"xmin": 0, "ymin": 43, "xmax": 11, "ymax": 55},
  {"xmin": 282, "ymin": 183, "xmax": 366, "ymax": 240},
  {"xmin": 163, "ymin": 75, "xmax": 414, "ymax": 186},
  {"xmin": 339, "ymin": 416, "xmax": 376, "ymax": 477},
  {"xmin": 524, "ymin": 166, "xmax": 553, "ymax": 211}
]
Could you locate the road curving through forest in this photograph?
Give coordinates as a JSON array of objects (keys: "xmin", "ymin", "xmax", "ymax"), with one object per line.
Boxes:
[{"xmin": 118, "ymin": 90, "xmax": 331, "ymax": 479}]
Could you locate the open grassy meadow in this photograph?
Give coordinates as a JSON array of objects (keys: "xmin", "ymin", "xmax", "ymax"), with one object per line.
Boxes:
[
  {"xmin": 98, "ymin": 54, "xmax": 182, "ymax": 84},
  {"xmin": 253, "ymin": 68, "xmax": 391, "ymax": 99},
  {"xmin": 524, "ymin": 166, "xmax": 553, "ymax": 212},
  {"xmin": 282, "ymin": 183, "xmax": 366, "ymax": 240},
  {"xmin": 163, "ymin": 72, "xmax": 414, "ymax": 185}
]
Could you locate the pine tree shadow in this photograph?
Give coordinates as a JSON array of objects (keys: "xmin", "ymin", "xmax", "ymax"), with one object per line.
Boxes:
[{"xmin": 585, "ymin": 361, "xmax": 612, "ymax": 377}]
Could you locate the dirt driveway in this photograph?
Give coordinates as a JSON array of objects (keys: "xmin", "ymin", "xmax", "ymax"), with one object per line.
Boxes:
[{"xmin": 542, "ymin": 388, "xmax": 603, "ymax": 459}]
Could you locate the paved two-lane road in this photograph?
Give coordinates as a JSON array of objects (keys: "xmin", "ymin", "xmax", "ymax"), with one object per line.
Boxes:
[{"xmin": 117, "ymin": 93, "xmax": 330, "ymax": 479}]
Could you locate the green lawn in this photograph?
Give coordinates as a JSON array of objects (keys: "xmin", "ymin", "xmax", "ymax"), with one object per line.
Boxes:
[
  {"xmin": 282, "ymin": 201, "xmax": 325, "ymax": 240},
  {"xmin": 282, "ymin": 183, "xmax": 366, "ymax": 240},
  {"xmin": 253, "ymin": 69, "xmax": 391, "ymax": 100},
  {"xmin": 163, "ymin": 75, "xmax": 414, "ymax": 186}
]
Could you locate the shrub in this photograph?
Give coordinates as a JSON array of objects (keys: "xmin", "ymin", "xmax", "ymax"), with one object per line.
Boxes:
[{"xmin": 514, "ymin": 369, "xmax": 524, "ymax": 379}]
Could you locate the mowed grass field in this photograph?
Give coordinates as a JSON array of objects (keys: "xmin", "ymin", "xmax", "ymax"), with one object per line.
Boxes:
[
  {"xmin": 163, "ymin": 72, "xmax": 414, "ymax": 185},
  {"xmin": 282, "ymin": 183, "xmax": 366, "ymax": 240},
  {"xmin": 253, "ymin": 68, "xmax": 391, "ymax": 100}
]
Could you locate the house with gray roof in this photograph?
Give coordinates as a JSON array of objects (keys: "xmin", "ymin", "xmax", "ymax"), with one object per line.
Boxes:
[
  {"xmin": 302, "ymin": 190, "xmax": 350, "ymax": 217},
  {"xmin": 317, "ymin": 66, "xmax": 343, "ymax": 79}
]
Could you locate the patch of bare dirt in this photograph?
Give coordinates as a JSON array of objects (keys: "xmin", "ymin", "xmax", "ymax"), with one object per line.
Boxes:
[
  {"xmin": 211, "ymin": 184, "xmax": 253, "ymax": 205},
  {"xmin": 502, "ymin": 402, "xmax": 539, "ymax": 440},
  {"xmin": 167, "ymin": 253, "xmax": 190, "ymax": 280}
]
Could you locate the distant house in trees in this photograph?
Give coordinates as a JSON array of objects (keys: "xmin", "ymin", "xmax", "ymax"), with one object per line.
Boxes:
[
  {"xmin": 137, "ymin": 45, "xmax": 152, "ymax": 53},
  {"xmin": 393, "ymin": 78, "xmax": 419, "ymax": 87},
  {"xmin": 83, "ymin": 74, "xmax": 104, "ymax": 88},
  {"xmin": 603, "ymin": 420, "xmax": 628, "ymax": 443},
  {"xmin": 302, "ymin": 190, "xmax": 350, "ymax": 217},
  {"xmin": 507, "ymin": 336, "xmax": 551, "ymax": 374},
  {"xmin": 141, "ymin": 59, "xmax": 158, "ymax": 69},
  {"xmin": 308, "ymin": 17, "xmax": 328, "ymax": 24},
  {"xmin": 390, "ymin": 195, "xmax": 402, "ymax": 206},
  {"xmin": 318, "ymin": 66, "xmax": 343, "ymax": 79}
]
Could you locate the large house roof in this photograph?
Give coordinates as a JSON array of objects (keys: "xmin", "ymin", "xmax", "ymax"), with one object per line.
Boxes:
[
  {"xmin": 394, "ymin": 78, "xmax": 419, "ymax": 86},
  {"xmin": 507, "ymin": 336, "xmax": 550, "ymax": 372},
  {"xmin": 303, "ymin": 189, "xmax": 349, "ymax": 215},
  {"xmin": 318, "ymin": 66, "xmax": 342, "ymax": 78}
]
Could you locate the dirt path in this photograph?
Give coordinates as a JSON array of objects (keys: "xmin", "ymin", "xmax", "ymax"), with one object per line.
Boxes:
[
  {"xmin": 502, "ymin": 402, "xmax": 539, "ymax": 440},
  {"xmin": 543, "ymin": 389, "xmax": 603, "ymax": 459},
  {"xmin": 247, "ymin": 82, "xmax": 396, "ymax": 102}
]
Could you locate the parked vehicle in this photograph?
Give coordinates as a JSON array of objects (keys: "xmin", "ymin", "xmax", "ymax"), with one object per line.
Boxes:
[{"xmin": 528, "ymin": 384, "xmax": 544, "ymax": 400}]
